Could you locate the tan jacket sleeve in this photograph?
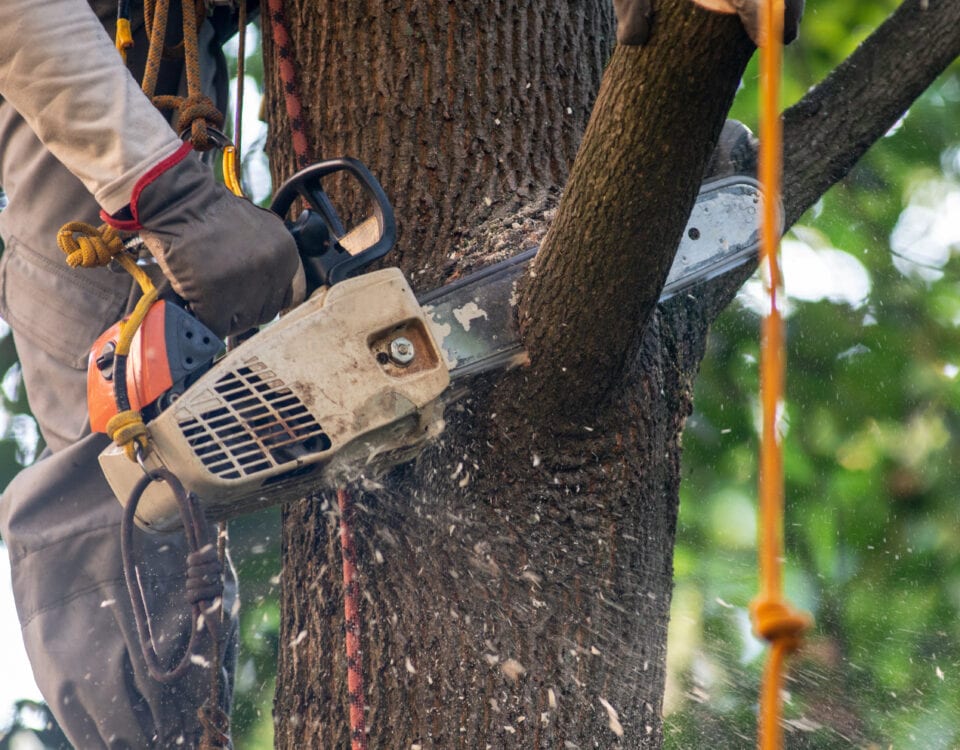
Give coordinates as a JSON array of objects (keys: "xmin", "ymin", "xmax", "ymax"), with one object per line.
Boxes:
[{"xmin": 0, "ymin": 0, "xmax": 183, "ymax": 213}]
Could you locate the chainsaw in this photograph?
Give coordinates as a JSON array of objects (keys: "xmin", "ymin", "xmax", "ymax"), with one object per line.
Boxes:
[{"xmin": 90, "ymin": 155, "xmax": 768, "ymax": 532}]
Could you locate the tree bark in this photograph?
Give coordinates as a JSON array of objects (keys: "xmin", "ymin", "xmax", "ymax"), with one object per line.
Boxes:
[
  {"xmin": 263, "ymin": 0, "xmax": 614, "ymax": 286},
  {"xmin": 263, "ymin": 0, "xmax": 960, "ymax": 748}
]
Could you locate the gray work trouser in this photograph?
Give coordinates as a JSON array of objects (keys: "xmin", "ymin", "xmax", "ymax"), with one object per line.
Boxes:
[{"xmin": 0, "ymin": 2, "xmax": 238, "ymax": 748}]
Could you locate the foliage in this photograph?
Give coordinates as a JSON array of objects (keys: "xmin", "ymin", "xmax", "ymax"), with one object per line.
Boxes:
[
  {"xmin": 665, "ymin": 2, "xmax": 960, "ymax": 746},
  {"xmin": 0, "ymin": 701, "xmax": 69, "ymax": 750}
]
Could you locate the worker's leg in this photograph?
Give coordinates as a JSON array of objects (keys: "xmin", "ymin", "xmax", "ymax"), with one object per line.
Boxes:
[
  {"xmin": 1, "ymin": 436, "xmax": 238, "ymax": 749},
  {"xmin": 0, "ymin": 3, "xmax": 237, "ymax": 748}
]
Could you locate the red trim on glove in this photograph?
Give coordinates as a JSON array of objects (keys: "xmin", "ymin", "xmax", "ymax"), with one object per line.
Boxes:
[{"xmin": 101, "ymin": 142, "xmax": 194, "ymax": 230}]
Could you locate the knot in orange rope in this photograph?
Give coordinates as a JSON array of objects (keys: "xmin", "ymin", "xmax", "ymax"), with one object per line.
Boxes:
[
  {"xmin": 751, "ymin": 598, "xmax": 812, "ymax": 653},
  {"xmin": 57, "ymin": 222, "xmax": 125, "ymax": 268},
  {"xmin": 153, "ymin": 93, "xmax": 225, "ymax": 152}
]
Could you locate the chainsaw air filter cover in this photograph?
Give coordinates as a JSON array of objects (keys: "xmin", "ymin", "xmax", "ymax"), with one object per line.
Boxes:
[{"xmin": 99, "ymin": 268, "xmax": 450, "ymax": 531}]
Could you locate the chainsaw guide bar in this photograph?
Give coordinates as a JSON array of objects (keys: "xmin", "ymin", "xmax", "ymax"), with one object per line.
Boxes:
[
  {"xmin": 97, "ymin": 175, "xmax": 766, "ymax": 531},
  {"xmin": 422, "ymin": 175, "xmax": 764, "ymax": 380}
]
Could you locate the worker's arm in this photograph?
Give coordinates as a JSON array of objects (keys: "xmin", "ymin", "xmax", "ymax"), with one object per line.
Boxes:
[
  {"xmin": 0, "ymin": 0, "xmax": 182, "ymax": 214},
  {"xmin": 0, "ymin": 0, "xmax": 300, "ymax": 336}
]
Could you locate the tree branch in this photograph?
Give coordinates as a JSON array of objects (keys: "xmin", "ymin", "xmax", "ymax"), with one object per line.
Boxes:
[
  {"xmin": 517, "ymin": 1, "xmax": 754, "ymax": 422},
  {"xmin": 782, "ymin": 0, "xmax": 960, "ymax": 228}
]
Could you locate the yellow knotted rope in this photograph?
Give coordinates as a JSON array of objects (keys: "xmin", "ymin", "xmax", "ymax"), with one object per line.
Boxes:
[
  {"xmin": 58, "ymin": 221, "xmax": 124, "ymax": 269},
  {"xmin": 57, "ymin": 223, "xmax": 158, "ymax": 461},
  {"xmin": 752, "ymin": 1, "xmax": 813, "ymax": 748},
  {"xmin": 112, "ymin": 0, "xmax": 244, "ymax": 191}
]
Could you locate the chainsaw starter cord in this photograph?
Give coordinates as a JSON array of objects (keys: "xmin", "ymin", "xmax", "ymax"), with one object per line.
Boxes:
[{"xmin": 752, "ymin": 1, "xmax": 813, "ymax": 748}]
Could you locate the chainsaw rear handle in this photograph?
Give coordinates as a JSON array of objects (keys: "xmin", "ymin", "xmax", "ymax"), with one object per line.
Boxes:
[{"xmin": 270, "ymin": 157, "xmax": 397, "ymax": 287}]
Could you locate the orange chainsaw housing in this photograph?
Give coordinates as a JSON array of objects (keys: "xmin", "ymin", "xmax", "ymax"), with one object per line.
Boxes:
[{"xmin": 88, "ymin": 302, "xmax": 174, "ymax": 434}]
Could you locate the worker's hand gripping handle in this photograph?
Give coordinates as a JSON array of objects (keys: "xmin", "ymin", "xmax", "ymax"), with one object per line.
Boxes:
[{"xmin": 270, "ymin": 158, "xmax": 397, "ymax": 290}]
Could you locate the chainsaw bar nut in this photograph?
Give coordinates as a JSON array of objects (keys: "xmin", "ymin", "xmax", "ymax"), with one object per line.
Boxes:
[{"xmin": 389, "ymin": 336, "xmax": 415, "ymax": 365}]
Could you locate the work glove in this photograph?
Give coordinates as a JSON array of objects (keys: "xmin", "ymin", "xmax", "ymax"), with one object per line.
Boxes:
[{"xmin": 104, "ymin": 144, "xmax": 302, "ymax": 338}]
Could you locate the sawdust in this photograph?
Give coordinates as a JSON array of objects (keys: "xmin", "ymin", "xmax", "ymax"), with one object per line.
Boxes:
[{"xmin": 438, "ymin": 189, "xmax": 559, "ymax": 284}]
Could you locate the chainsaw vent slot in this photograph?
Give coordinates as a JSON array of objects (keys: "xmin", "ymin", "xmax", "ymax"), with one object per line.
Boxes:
[{"xmin": 177, "ymin": 359, "xmax": 332, "ymax": 480}]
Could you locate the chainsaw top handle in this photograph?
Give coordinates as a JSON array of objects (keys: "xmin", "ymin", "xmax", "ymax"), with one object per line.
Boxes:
[{"xmin": 270, "ymin": 157, "xmax": 397, "ymax": 288}]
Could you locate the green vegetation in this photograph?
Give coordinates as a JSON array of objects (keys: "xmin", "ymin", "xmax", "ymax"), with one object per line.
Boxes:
[{"xmin": 666, "ymin": 2, "xmax": 960, "ymax": 746}]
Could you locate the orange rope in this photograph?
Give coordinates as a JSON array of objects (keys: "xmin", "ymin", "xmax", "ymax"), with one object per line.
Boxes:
[
  {"xmin": 337, "ymin": 486, "xmax": 368, "ymax": 749},
  {"xmin": 752, "ymin": 2, "xmax": 812, "ymax": 749}
]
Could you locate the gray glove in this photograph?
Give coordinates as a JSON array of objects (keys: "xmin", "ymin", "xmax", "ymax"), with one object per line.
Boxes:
[{"xmin": 104, "ymin": 144, "xmax": 300, "ymax": 338}]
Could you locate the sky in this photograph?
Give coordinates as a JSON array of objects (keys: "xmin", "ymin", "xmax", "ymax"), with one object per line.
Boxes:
[{"xmin": 0, "ymin": 545, "xmax": 43, "ymax": 731}]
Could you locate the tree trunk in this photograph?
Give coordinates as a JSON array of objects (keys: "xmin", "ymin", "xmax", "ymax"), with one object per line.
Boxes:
[
  {"xmin": 263, "ymin": 0, "xmax": 960, "ymax": 747},
  {"xmin": 263, "ymin": 1, "xmax": 749, "ymax": 747}
]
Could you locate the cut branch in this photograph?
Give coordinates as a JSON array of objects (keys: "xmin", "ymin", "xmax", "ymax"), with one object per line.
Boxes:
[{"xmin": 518, "ymin": 1, "xmax": 754, "ymax": 422}]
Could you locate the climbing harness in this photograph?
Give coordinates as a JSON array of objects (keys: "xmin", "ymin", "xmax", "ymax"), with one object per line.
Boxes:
[
  {"xmin": 752, "ymin": 1, "xmax": 813, "ymax": 748},
  {"xmin": 56, "ymin": 3, "xmax": 257, "ymax": 745},
  {"xmin": 114, "ymin": 0, "xmax": 245, "ymax": 194},
  {"xmin": 96, "ymin": 2, "xmax": 370, "ymax": 745},
  {"xmin": 57, "ymin": 218, "xmax": 230, "ymax": 748},
  {"xmin": 141, "ymin": 0, "xmax": 223, "ymax": 151}
]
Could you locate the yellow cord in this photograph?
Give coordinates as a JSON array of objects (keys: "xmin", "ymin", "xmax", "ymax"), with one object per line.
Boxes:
[
  {"xmin": 57, "ymin": 223, "xmax": 157, "ymax": 461},
  {"xmin": 106, "ymin": 409, "xmax": 150, "ymax": 462},
  {"xmin": 58, "ymin": 221, "xmax": 125, "ymax": 269}
]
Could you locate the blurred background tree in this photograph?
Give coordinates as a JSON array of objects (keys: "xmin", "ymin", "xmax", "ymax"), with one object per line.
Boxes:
[{"xmin": 1, "ymin": 1, "xmax": 959, "ymax": 747}]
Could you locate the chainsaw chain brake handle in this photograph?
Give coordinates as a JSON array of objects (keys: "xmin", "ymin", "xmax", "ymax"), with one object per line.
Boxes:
[{"xmin": 270, "ymin": 157, "xmax": 397, "ymax": 289}]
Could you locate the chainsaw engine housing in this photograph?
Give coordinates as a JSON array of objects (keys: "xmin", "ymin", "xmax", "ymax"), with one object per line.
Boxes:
[{"xmin": 99, "ymin": 268, "xmax": 449, "ymax": 531}]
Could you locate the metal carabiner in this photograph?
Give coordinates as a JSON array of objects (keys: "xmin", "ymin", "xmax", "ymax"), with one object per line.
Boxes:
[
  {"xmin": 135, "ymin": 443, "xmax": 151, "ymax": 478},
  {"xmin": 178, "ymin": 126, "xmax": 245, "ymax": 198}
]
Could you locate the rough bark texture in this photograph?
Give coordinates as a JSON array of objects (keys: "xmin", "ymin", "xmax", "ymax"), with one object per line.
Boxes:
[
  {"xmin": 263, "ymin": 1, "xmax": 614, "ymax": 287},
  {"xmin": 262, "ymin": 0, "xmax": 960, "ymax": 747},
  {"xmin": 518, "ymin": 1, "xmax": 753, "ymax": 420}
]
